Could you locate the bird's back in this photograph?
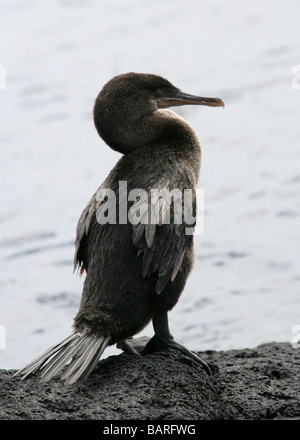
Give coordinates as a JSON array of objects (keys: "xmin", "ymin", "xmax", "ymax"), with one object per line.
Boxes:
[{"xmin": 73, "ymin": 139, "xmax": 199, "ymax": 342}]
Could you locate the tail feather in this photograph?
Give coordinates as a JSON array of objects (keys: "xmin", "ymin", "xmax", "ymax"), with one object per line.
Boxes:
[
  {"xmin": 13, "ymin": 332, "xmax": 111, "ymax": 385},
  {"xmin": 61, "ymin": 336, "xmax": 110, "ymax": 385},
  {"xmin": 13, "ymin": 333, "xmax": 79, "ymax": 379},
  {"xmin": 39, "ymin": 337, "xmax": 82, "ymax": 383},
  {"xmin": 40, "ymin": 332, "xmax": 91, "ymax": 382},
  {"xmin": 60, "ymin": 334, "xmax": 100, "ymax": 382},
  {"xmin": 72, "ymin": 344, "xmax": 108, "ymax": 384}
]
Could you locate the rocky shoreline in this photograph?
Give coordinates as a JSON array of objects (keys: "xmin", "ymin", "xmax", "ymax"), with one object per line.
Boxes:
[{"xmin": 0, "ymin": 342, "xmax": 299, "ymax": 420}]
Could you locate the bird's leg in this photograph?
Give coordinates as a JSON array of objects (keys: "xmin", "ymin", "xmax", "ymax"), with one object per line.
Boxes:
[
  {"xmin": 140, "ymin": 311, "xmax": 211, "ymax": 375},
  {"xmin": 116, "ymin": 336, "xmax": 151, "ymax": 355}
]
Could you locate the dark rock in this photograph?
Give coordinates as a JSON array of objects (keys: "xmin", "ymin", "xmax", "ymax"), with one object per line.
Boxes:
[{"xmin": 0, "ymin": 342, "xmax": 299, "ymax": 420}]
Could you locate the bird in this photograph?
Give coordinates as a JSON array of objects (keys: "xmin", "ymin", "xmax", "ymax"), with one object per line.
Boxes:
[{"xmin": 14, "ymin": 72, "xmax": 224, "ymax": 385}]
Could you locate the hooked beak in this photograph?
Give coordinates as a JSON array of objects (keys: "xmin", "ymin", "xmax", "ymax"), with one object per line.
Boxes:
[{"xmin": 157, "ymin": 91, "xmax": 225, "ymax": 109}]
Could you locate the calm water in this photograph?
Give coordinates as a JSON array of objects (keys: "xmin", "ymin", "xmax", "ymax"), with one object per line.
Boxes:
[{"xmin": 1, "ymin": 0, "xmax": 300, "ymax": 368}]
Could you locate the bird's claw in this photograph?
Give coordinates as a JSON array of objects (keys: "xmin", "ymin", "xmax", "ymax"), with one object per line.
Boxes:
[{"xmin": 140, "ymin": 334, "xmax": 211, "ymax": 375}]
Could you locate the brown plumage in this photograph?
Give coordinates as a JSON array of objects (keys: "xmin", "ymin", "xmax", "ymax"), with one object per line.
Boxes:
[{"xmin": 14, "ymin": 72, "xmax": 224, "ymax": 384}]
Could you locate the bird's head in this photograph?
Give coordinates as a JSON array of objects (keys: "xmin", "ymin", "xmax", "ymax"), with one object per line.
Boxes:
[{"xmin": 94, "ymin": 72, "xmax": 224, "ymax": 153}]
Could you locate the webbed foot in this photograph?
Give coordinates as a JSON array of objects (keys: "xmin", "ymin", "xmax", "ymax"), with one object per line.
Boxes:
[
  {"xmin": 116, "ymin": 336, "xmax": 151, "ymax": 355},
  {"xmin": 141, "ymin": 311, "xmax": 211, "ymax": 375},
  {"xmin": 140, "ymin": 333, "xmax": 211, "ymax": 374}
]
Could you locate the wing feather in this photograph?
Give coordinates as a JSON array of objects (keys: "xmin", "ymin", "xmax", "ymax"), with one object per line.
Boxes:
[
  {"xmin": 73, "ymin": 173, "xmax": 196, "ymax": 296},
  {"xmin": 132, "ymin": 186, "xmax": 195, "ymax": 294}
]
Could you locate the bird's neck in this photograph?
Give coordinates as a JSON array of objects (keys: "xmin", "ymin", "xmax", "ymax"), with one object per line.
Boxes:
[
  {"xmin": 95, "ymin": 107, "xmax": 201, "ymax": 160},
  {"xmin": 148, "ymin": 110, "xmax": 202, "ymax": 182}
]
